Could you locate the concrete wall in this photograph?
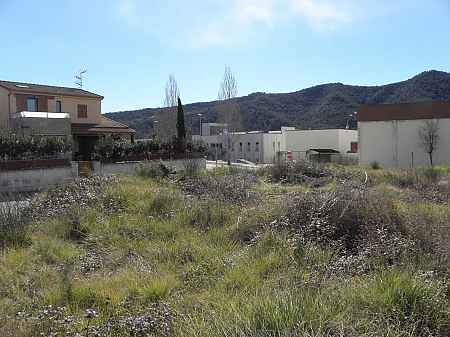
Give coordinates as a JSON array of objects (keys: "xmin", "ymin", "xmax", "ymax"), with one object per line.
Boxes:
[
  {"xmin": 10, "ymin": 116, "xmax": 72, "ymax": 137},
  {"xmin": 359, "ymin": 118, "xmax": 450, "ymax": 168},
  {"xmin": 93, "ymin": 158, "xmax": 207, "ymax": 176},
  {"xmin": 0, "ymin": 165, "xmax": 77, "ymax": 193},
  {"xmin": 284, "ymin": 129, "xmax": 357, "ymax": 154},
  {"xmin": 262, "ymin": 132, "xmax": 283, "ymax": 163}
]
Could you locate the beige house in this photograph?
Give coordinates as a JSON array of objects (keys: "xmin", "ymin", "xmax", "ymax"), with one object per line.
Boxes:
[{"xmin": 0, "ymin": 80, "xmax": 135, "ymax": 159}]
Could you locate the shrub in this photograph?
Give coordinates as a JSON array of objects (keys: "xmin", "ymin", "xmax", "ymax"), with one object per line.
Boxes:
[
  {"xmin": 136, "ymin": 161, "xmax": 172, "ymax": 179},
  {"xmin": 0, "ymin": 131, "xmax": 71, "ymax": 160},
  {"xmin": 178, "ymin": 171, "xmax": 257, "ymax": 204},
  {"xmin": 419, "ymin": 166, "xmax": 442, "ymax": 183},
  {"xmin": 349, "ymin": 271, "xmax": 449, "ymax": 335},
  {"xmin": 0, "ymin": 197, "xmax": 31, "ymax": 250},
  {"xmin": 383, "ymin": 170, "xmax": 417, "ymax": 188},
  {"xmin": 370, "ymin": 161, "xmax": 382, "ymax": 170},
  {"xmin": 144, "ymin": 189, "xmax": 183, "ymax": 217},
  {"xmin": 181, "ymin": 159, "xmax": 202, "ymax": 177},
  {"xmin": 184, "ymin": 201, "xmax": 230, "ymax": 229},
  {"xmin": 266, "ymin": 159, "xmax": 331, "ymax": 184}
]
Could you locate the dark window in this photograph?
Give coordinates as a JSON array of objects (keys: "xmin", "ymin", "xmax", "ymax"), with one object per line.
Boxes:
[
  {"xmin": 56, "ymin": 100, "xmax": 62, "ymax": 113},
  {"xmin": 239, "ymin": 142, "xmax": 243, "ymax": 152},
  {"xmin": 247, "ymin": 142, "xmax": 251, "ymax": 152},
  {"xmin": 77, "ymin": 104, "xmax": 88, "ymax": 118},
  {"xmin": 27, "ymin": 97, "xmax": 37, "ymax": 112},
  {"xmin": 255, "ymin": 142, "xmax": 259, "ymax": 152}
]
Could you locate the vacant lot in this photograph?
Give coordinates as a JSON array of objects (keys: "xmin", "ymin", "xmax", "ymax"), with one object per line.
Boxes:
[{"xmin": 0, "ymin": 162, "xmax": 449, "ymax": 337}]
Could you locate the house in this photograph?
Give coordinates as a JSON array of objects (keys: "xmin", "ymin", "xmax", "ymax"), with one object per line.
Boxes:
[
  {"xmin": 358, "ymin": 101, "xmax": 450, "ymax": 168},
  {"xmin": 194, "ymin": 123, "xmax": 357, "ymax": 164},
  {"xmin": 0, "ymin": 80, "xmax": 135, "ymax": 159}
]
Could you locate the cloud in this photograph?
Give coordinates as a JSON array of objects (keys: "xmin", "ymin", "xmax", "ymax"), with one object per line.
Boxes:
[
  {"xmin": 113, "ymin": 0, "xmax": 414, "ymax": 48},
  {"xmin": 290, "ymin": 0, "xmax": 352, "ymax": 29},
  {"xmin": 192, "ymin": 0, "xmax": 276, "ymax": 47}
]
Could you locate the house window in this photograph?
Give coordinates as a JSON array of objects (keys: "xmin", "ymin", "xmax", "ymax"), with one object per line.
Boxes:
[
  {"xmin": 247, "ymin": 142, "xmax": 251, "ymax": 152},
  {"xmin": 255, "ymin": 142, "xmax": 259, "ymax": 152},
  {"xmin": 273, "ymin": 141, "xmax": 275, "ymax": 150},
  {"xmin": 77, "ymin": 104, "xmax": 88, "ymax": 118},
  {"xmin": 27, "ymin": 97, "xmax": 37, "ymax": 112},
  {"xmin": 231, "ymin": 142, "xmax": 234, "ymax": 152},
  {"xmin": 56, "ymin": 100, "xmax": 62, "ymax": 113},
  {"xmin": 277, "ymin": 142, "xmax": 280, "ymax": 151},
  {"xmin": 239, "ymin": 142, "xmax": 243, "ymax": 152}
]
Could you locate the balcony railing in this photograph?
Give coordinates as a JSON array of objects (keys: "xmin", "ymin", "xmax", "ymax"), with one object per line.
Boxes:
[{"xmin": 12, "ymin": 111, "xmax": 70, "ymax": 119}]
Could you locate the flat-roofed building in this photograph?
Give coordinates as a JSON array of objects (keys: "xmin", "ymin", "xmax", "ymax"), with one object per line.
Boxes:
[{"xmin": 358, "ymin": 100, "xmax": 450, "ymax": 168}]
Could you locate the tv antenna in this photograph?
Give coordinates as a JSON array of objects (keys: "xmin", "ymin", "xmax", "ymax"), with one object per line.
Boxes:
[{"xmin": 75, "ymin": 69, "xmax": 88, "ymax": 88}]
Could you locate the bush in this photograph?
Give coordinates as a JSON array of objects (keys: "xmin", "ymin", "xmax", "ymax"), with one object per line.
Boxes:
[
  {"xmin": 266, "ymin": 160, "xmax": 331, "ymax": 184},
  {"xmin": 370, "ymin": 161, "xmax": 382, "ymax": 170},
  {"xmin": 0, "ymin": 131, "xmax": 71, "ymax": 160},
  {"xmin": 0, "ymin": 197, "xmax": 31, "ymax": 250},
  {"xmin": 181, "ymin": 159, "xmax": 202, "ymax": 177},
  {"xmin": 184, "ymin": 201, "xmax": 230, "ymax": 229},
  {"xmin": 178, "ymin": 170, "xmax": 257, "ymax": 204},
  {"xmin": 136, "ymin": 161, "xmax": 172, "ymax": 179}
]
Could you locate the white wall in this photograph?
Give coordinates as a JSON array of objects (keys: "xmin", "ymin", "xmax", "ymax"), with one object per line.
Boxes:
[
  {"xmin": 262, "ymin": 132, "xmax": 283, "ymax": 163},
  {"xmin": 359, "ymin": 118, "xmax": 450, "ymax": 168},
  {"xmin": 284, "ymin": 129, "xmax": 357, "ymax": 154}
]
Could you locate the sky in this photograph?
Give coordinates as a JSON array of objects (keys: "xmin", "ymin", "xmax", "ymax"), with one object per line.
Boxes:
[{"xmin": 0, "ymin": 0, "xmax": 450, "ymax": 113}]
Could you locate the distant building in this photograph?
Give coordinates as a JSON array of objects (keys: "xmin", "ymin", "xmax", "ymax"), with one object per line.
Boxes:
[
  {"xmin": 193, "ymin": 123, "xmax": 357, "ymax": 164},
  {"xmin": 358, "ymin": 101, "xmax": 450, "ymax": 168}
]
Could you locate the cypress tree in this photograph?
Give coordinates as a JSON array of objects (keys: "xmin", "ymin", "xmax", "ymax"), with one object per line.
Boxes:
[{"xmin": 176, "ymin": 97, "xmax": 186, "ymax": 150}]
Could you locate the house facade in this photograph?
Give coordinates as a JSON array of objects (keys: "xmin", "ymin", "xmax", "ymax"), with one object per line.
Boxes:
[
  {"xmin": 0, "ymin": 80, "xmax": 135, "ymax": 159},
  {"xmin": 358, "ymin": 101, "xmax": 450, "ymax": 168}
]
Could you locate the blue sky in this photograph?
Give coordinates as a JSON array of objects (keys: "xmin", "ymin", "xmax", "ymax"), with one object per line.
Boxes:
[{"xmin": 1, "ymin": 0, "xmax": 450, "ymax": 112}]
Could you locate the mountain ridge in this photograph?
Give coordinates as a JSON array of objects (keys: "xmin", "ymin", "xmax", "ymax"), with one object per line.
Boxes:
[{"xmin": 106, "ymin": 70, "xmax": 450, "ymax": 137}]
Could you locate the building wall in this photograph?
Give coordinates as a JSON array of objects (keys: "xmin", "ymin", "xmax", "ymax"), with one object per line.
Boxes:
[
  {"xmin": 338, "ymin": 129, "xmax": 359, "ymax": 153},
  {"xmin": 262, "ymin": 132, "xmax": 283, "ymax": 163},
  {"xmin": 9, "ymin": 93, "xmax": 101, "ymax": 124},
  {"xmin": 0, "ymin": 86, "xmax": 10, "ymax": 128},
  {"xmin": 284, "ymin": 129, "xmax": 357, "ymax": 154},
  {"xmin": 57, "ymin": 96, "xmax": 101, "ymax": 124},
  {"xmin": 359, "ymin": 118, "xmax": 450, "ymax": 168}
]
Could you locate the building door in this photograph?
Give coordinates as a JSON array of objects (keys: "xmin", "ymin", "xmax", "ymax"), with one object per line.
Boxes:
[{"xmin": 76, "ymin": 136, "xmax": 98, "ymax": 160}]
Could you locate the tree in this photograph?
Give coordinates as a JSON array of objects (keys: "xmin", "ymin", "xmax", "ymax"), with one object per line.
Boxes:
[
  {"xmin": 419, "ymin": 119, "xmax": 439, "ymax": 166},
  {"xmin": 217, "ymin": 66, "xmax": 241, "ymax": 164},
  {"xmin": 176, "ymin": 97, "xmax": 186, "ymax": 151},
  {"xmin": 155, "ymin": 74, "xmax": 180, "ymax": 142}
]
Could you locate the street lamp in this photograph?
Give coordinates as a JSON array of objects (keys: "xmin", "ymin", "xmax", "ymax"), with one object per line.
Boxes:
[{"xmin": 197, "ymin": 113, "xmax": 203, "ymax": 136}]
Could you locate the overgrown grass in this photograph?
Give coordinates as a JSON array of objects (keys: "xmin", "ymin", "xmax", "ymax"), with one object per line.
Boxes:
[{"xmin": 1, "ymin": 166, "xmax": 449, "ymax": 337}]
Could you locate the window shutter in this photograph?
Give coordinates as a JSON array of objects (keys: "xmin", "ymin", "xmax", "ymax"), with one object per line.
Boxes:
[
  {"xmin": 16, "ymin": 94, "xmax": 27, "ymax": 112},
  {"xmin": 77, "ymin": 104, "xmax": 88, "ymax": 118},
  {"xmin": 37, "ymin": 96, "xmax": 48, "ymax": 112}
]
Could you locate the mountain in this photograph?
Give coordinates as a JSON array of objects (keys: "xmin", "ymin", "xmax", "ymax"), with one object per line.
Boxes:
[{"xmin": 105, "ymin": 70, "xmax": 450, "ymax": 138}]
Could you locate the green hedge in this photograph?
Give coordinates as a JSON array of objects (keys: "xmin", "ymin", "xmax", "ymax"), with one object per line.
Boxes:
[
  {"xmin": 0, "ymin": 131, "xmax": 71, "ymax": 160},
  {"xmin": 93, "ymin": 136, "xmax": 207, "ymax": 162}
]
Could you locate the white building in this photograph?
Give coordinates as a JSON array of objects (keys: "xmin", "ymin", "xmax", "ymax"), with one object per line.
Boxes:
[
  {"xmin": 194, "ymin": 123, "xmax": 357, "ymax": 164},
  {"xmin": 358, "ymin": 101, "xmax": 450, "ymax": 168}
]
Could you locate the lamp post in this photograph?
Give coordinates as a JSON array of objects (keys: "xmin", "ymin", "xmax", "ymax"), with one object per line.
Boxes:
[{"xmin": 197, "ymin": 113, "xmax": 203, "ymax": 136}]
